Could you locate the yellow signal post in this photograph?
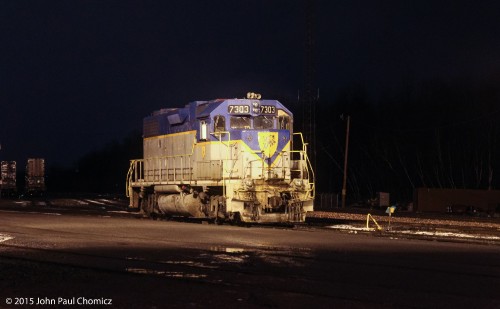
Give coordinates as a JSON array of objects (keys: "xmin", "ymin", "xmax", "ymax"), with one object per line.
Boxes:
[{"xmin": 386, "ymin": 206, "xmax": 396, "ymax": 231}]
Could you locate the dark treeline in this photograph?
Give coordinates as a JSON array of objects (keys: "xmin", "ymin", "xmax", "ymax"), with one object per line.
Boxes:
[
  {"xmin": 303, "ymin": 77, "xmax": 500, "ymax": 203},
  {"xmin": 47, "ymin": 131, "xmax": 142, "ymax": 194},
  {"xmin": 47, "ymin": 78, "xmax": 499, "ymax": 203}
]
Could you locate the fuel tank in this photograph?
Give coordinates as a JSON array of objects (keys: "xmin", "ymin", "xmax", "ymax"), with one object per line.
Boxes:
[{"xmin": 157, "ymin": 192, "xmax": 206, "ymax": 217}]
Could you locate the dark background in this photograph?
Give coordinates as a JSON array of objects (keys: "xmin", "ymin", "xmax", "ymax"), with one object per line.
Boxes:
[{"xmin": 1, "ymin": 1, "xmax": 499, "ymax": 202}]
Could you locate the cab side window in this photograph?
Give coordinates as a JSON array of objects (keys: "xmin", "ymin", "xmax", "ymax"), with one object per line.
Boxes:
[
  {"xmin": 214, "ymin": 115, "xmax": 226, "ymax": 132},
  {"xmin": 278, "ymin": 116, "xmax": 290, "ymax": 130}
]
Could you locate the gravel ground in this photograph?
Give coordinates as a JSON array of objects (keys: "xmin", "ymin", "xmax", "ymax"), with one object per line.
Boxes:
[
  {"xmin": 309, "ymin": 210, "xmax": 500, "ymax": 228},
  {"xmin": 307, "ymin": 210, "xmax": 500, "ymax": 244}
]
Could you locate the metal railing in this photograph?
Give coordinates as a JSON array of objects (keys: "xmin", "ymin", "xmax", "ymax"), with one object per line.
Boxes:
[
  {"xmin": 126, "ymin": 131, "xmax": 316, "ymax": 200},
  {"xmin": 291, "ymin": 132, "xmax": 315, "ymax": 199},
  {"xmin": 242, "ymin": 149, "xmax": 288, "ymax": 180}
]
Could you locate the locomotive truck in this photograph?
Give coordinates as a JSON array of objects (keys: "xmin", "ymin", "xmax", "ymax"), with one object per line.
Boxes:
[{"xmin": 126, "ymin": 94, "xmax": 315, "ymax": 223}]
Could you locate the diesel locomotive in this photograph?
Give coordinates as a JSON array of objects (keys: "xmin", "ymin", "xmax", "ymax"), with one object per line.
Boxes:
[{"xmin": 126, "ymin": 93, "xmax": 315, "ymax": 223}]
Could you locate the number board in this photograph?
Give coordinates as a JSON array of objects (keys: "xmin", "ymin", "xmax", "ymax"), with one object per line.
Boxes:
[
  {"xmin": 227, "ymin": 104, "xmax": 277, "ymax": 115},
  {"xmin": 228, "ymin": 105, "xmax": 250, "ymax": 114},
  {"xmin": 260, "ymin": 105, "xmax": 276, "ymax": 114}
]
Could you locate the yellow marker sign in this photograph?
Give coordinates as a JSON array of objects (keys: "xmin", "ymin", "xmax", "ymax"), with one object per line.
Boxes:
[{"xmin": 386, "ymin": 206, "xmax": 396, "ymax": 214}]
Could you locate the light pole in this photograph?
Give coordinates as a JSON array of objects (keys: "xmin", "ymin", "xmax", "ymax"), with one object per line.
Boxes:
[{"xmin": 341, "ymin": 115, "xmax": 350, "ymax": 208}]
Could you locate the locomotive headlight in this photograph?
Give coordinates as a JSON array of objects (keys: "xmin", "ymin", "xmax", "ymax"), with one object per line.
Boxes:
[
  {"xmin": 243, "ymin": 178, "xmax": 255, "ymax": 190},
  {"xmin": 292, "ymin": 179, "xmax": 304, "ymax": 190}
]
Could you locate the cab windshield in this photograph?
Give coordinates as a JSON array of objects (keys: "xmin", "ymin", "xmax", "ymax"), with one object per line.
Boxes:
[
  {"xmin": 230, "ymin": 116, "xmax": 251, "ymax": 129},
  {"xmin": 254, "ymin": 115, "xmax": 275, "ymax": 129}
]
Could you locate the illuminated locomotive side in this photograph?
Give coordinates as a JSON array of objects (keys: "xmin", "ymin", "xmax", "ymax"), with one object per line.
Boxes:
[{"xmin": 126, "ymin": 96, "xmax": 314, "ymax": 223}]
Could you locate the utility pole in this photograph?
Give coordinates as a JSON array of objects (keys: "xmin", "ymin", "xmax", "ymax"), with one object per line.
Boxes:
[
  {"xmin": 341, "ymin": 115, "xmax": 350, "ymax": 208},
  {"xmin": 302, "ymin": 0, "xmax": 317, "ymax": 174}
]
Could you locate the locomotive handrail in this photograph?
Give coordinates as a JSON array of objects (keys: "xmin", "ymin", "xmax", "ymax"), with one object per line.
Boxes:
[
  {"xmin": 127, "ymin": 144, "xmax": 196, "ymax": 190},
  {"xmin": 242, "ymin": 149, "xmax": 288, "ymax": 180},
  {"xmin": 304, "ymin": 150, "xmax": 316, "ymax": 198},
  {"xmin": 126, "ymin": 159, "xmax": 144, "ymax": 197},
  {"xmin": 143, "ymin": 139, "xmax": 196, "ymax": 183},
  {"xmin": 127, "ymin": 132, "xmax": 316, "ymax": 198},
  {"xmin": 210, "ymin": 131, "xmax": 232, "ymax": 198},
  {"xmin": 292, "ymin": 132, "xmax": 315, "ymax": 199}
]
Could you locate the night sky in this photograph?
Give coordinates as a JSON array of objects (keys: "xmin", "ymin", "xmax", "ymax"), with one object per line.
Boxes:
[{"xmin": 1, "ymin": 0, "xmax": 499, "ymax": 168}]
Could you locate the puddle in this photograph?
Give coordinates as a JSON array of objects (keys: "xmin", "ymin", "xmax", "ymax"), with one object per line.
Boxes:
[
  {"xmin": 126, "ymin": 268, "xmax": 207, "ymax": 279},
  {"xmin": 210, "ymin": 246, "xmax": 245, "ymax": 253},
  {"xmin": 207, "ymin": 245, "xmax": 314, "ymax": 267},
  {"xmin": 212, "ymin": 254, "xmax": 248, "ymax": 263},
  {"xmin": 205, "ymin": 247, "xmax": 249, "ymax": 263},
  {"xmin": 126, "ymin": 256, "xmax": 219, "ymax": 269},
  {"xmin": 160, "ymin": 260, "xmax": 218, "ymax": 269}
]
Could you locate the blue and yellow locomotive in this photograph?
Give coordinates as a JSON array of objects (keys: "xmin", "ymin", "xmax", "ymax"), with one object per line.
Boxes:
[{"xmin": 126, "ymin": 93, "xmax": 314, "ymax": 223}]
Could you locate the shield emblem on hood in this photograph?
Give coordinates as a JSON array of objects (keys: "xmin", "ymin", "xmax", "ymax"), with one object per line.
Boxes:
[{"xmin": 258, "ymin": 132, "xmax": 278, "ymax": 159}]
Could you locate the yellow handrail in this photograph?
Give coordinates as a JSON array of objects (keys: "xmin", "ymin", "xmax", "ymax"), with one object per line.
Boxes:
[
  {"xmin": 292, "ymin": 132, "xmax": 316, "ymax": 198},
  {"xmin": 126, "ymin": 159, "xmax": 143, "ymax": 197},
  {"xmin": 210, "ymin": 131, "xmax": 232, "ymax": 198}
]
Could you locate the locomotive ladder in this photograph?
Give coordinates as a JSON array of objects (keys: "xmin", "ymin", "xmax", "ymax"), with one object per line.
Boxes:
[{"xmin": 291, "ymin": 132, "xmax": 315, "ymax": 199}]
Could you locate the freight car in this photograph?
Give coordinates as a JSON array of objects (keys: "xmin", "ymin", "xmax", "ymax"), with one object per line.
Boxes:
[
  {"xmin": 25, "ymin": 158, "xmax": 46, "ymax": 195},
  {"xmin": 1, "ymin": 161, "xmax": 17, "ymax": 197},
  {"xmin": 126, "ymin": 94, "xmax": 315, "ymax": 223}
]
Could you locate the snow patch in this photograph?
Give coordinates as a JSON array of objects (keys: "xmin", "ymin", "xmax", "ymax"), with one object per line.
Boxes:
[
  {"xmin": 327, "ymin": 224, "xmax": 500, "ymax": 241},
  {"xmin": 0, "ymin": 233, "xmax": 14, "ymax": 243},
  {"xmin": 327, "ymin": 225, "xmax": 375, "ymax": 232},
  {"xmin": 14, "ymin": 201, "xmax": 30, "ymax": 206},
  {"xmin": 399, "ymin": 230, "xmax": 500, "ymax": 240},
  {"xmin": 85, "ymin": 199, "xmax": 107, "ymax": 205}
]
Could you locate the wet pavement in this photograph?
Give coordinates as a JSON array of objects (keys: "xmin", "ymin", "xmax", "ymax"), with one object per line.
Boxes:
[{"xmin": 0, "ymin": 198, "xmax": 499, "ymax": 308}]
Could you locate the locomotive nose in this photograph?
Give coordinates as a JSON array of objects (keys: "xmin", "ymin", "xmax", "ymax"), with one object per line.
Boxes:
[{"xmin": 241, "ymin": 130, "xmax": 290, "ymax": 164}]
